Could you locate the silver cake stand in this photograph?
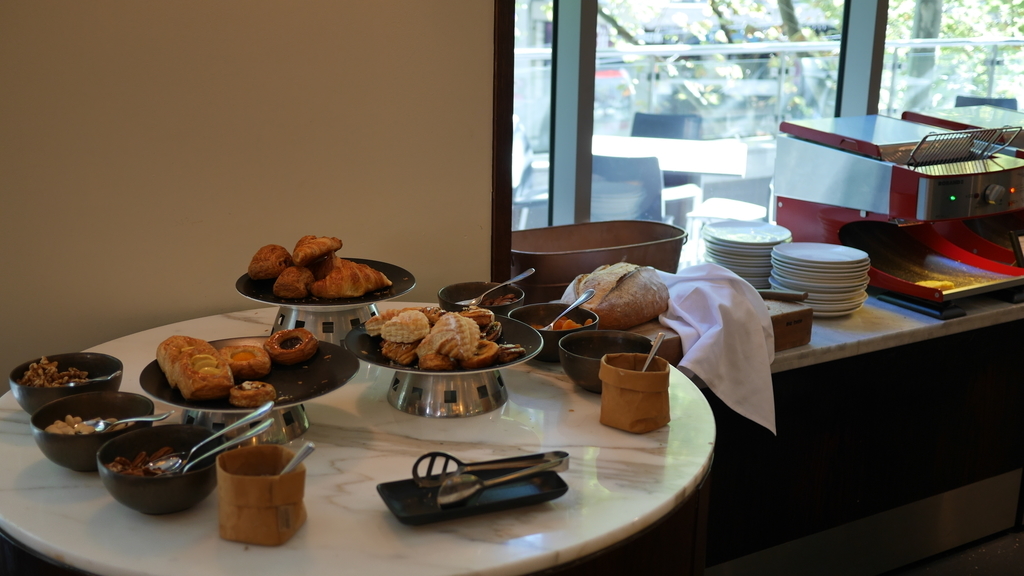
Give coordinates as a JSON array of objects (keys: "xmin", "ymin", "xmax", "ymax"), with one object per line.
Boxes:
[
  {"xmin": 345, "ymin": 317, "xmax": 543, "ymax": 418},
  {"xmin": 235, "ymin": 259, "xmax": 416, "ymax": 346},
  {"xmin": 140, "ymin": 337, "xmax": 361, "ymax": 442}
]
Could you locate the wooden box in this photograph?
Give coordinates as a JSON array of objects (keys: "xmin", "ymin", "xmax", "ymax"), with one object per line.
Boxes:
[{"xmin": 764, "ymin": 299, "xmax": 813, "ymax": 351}]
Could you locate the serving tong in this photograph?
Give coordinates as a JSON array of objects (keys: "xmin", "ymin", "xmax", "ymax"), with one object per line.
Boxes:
[{"xmin": 412, "ymin": 450, "xmax": 569, "ymax": 488}]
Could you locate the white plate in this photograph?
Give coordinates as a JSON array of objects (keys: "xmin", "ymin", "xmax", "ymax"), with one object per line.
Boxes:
[
  {"xmin": 805, "ymin": 291, "xmax": 869, "ymax": 304},
  {"xmin": 704, "ymin": 237, "xmax": 778, "ymax": 256},
  {"xmin": 702, "ymin": 221, "xmax": 793, "ymax": 246},
  {"xmin": 771, "ymin": 267, "xmax": 868, "ymax": 287},
  {"xmin": 769, "ymin": 275, "xmax": 870, "ymax": 295},
  {"xmin": 812, "ymin": 304, "xmax": 864, "ymax": 318},
  {"xmin": 770, "ymin": 260, "xmax": 870, "ymax": 281},
  {"xmin": 772, "ymin": 242, "xmax": 869, "ymax": 265},
  {"xmin": 770, "ymin": 257, "xmax": 872, "ymax": 275},
  {"xmin": 704, "ymin": 243, "xmax": 774, "ymax": 260},
  {"xmin": 705, "ymin": 255, "xmax": 774, "ymax": 273},
  {"xmin": 805, "ymin": 293, "xmax": 869, "ymax": 309}
]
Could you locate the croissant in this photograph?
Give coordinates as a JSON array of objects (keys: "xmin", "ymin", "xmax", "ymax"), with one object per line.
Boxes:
[
  {"xmin": 248, "ymin": 245, "xmax": 293, "ymax": 280},
  {"xmin": 310, "ymin": 258, "xmax": 392, "ymax": 299},
  {"xmin": 292, "ymin": 235, "xmax": 342, "ymax": 267}
]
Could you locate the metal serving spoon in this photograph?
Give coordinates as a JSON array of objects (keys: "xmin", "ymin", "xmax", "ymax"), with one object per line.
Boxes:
[
  {"xmin": 455, "ymin": 268, "xmax": 536, "ymax": 307},
  {"xmin": 436, "ymin": 453, "xmax": 570, "ymax": 507},
  {"xmin": 413, "ymin": 450, "xmax": 569, "ymax": 488},
  {"xmin": 541, "ymin": 289, "xmax": 595, "ymax": 331},
  {"xmin": 178, "ymin": 418, "xmax": 275, "ymax": 474},
  {"xmin": 279, "ymin": 441, "xmax": 316, "ymax": 475},
  {"xmin": 642, "ymin": 332, "xmax": 666, "ymax": 372},
  {"xmin": 67, "ymin": 370, "xmax": 123, "ymax": 387},
  {"xmin": 144, "ymin": 401, "xmax": 274, "ymax": 474},
  {"xmin": 77, "ymin": 410, "xmax": 174, "ymax": 434}
]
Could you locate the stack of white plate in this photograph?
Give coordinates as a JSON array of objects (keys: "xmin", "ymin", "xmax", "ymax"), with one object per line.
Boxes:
[
  {"xmin": 701, "ymin": 221, "xmax": 793, "ymax": 289},
  {"xmin": 770, "ymin": 243, "xmax": 871, "ymax": 317}
]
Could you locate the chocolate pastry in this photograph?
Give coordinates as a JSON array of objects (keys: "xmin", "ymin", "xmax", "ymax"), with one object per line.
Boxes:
[
  {"xmin": 273, "ymin": 266, "xmax": 315, "ymax": 299},
  {"xmin": 458, "ymin": 340, "xmax": 500, "ymax": 370},
  {"xmin": 248, "ymin": 245, "xmax": 294, "ymax": 280}
]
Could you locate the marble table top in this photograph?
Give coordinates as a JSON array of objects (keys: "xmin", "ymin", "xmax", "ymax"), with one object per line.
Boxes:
[
  {"xmin": 771, "ymin": 289, "xmax": 1024, "ymax": 373},
  {"xmin": 0, "ymin": 304, "xmax": 716, "ymax": 576}
]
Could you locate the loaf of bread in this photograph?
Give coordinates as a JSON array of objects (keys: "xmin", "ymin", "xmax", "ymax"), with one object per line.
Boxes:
[
  {"xmin": 566, "ymin": 262, "xmax": 669, "ymax": 330},
  {"xmin": 156, "ymin": 336, "xmax": 236, "ymax": 401}
]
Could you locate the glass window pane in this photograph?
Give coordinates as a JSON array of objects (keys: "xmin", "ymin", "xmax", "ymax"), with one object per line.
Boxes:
[{"xmin": 513, "ymin": 2, "xmax": 554, "ymax": 231}]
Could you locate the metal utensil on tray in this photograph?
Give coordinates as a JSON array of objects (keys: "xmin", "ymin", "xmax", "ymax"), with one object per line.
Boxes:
[
  {"xmin": 455, "ymin": 268, "xmax": 536, "ymax": 307},
  {"xmin": 541, "ymin": 289, "xmax": 595, "ymax": 331},
  {"xmin": 436, "ymin": 453, "xmax": 570, "ymax": 508},
  {"xmin": 413, "ymin": 450, "xmax": 569, "ymax": 488},
  {"xmin": 280, "ymin": 441, "xmax": 316, "ymax": 475},
  {"xmin": 641, "ymin": 332, "xmax": 665, "ymax": 372},
  {"xmin": 67, "ymin": 370, "xmax": 123, "ymax": 387}
]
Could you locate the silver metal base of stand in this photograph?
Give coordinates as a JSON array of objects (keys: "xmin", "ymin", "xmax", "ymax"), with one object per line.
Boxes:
[
  {"xmin": 387, "ymin": 371, "xmax": 508, "ymax": 417},
  {"xmin": 180, "ymin": 404, "xmax": 309, "ymax": 444},
  {"xmin": 272, "ymin": 304, "xmax": 379, "ymax": 346}
]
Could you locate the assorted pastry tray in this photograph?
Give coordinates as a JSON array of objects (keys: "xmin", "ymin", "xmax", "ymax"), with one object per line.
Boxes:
[
  {"xmin": 236, "ymin": 258, "xmax": 416, "ymax": 307},
  {"xmin": 139, "ymin": 336, "xmax": 359, "ymax": 412}
]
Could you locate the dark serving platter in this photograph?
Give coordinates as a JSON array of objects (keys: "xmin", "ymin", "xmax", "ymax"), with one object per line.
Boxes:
[
  {"xmin": 377, "ymin": 469, "xmax": 568, "ymax": 525},
  {"xmin": 139, "ymin": 337, "xmax": 359, "ymax": 412},
  {"xmin": 345, "ymin": 315, "xmax": 543, "ymax": 375},
  {"xmin": 236, "ymin": 258, "xmax": 415, "ymax": 307}
]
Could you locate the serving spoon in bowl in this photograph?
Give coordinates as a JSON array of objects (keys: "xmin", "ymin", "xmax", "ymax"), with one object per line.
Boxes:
[
  {"xmin": 67, "ymin": 370, "xmax": 123, "ymax": 387},
  {"xmin": 541, "ymin": 289, "xmax": 595, "ymax": 331},
  {"xmin": 77, "ymin": 410, "xmax": 174, "ymax": 434},
  {"xmin": 455, "ymin": 268, "xmax": 536, "ymax": 307}
]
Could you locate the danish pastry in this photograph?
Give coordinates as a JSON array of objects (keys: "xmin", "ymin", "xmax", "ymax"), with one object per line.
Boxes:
[
  {"xmin": 264, "ymin": 328, "xmax": 319, "ymax": 365},
  {"xmin": 418, "ymin": 353, "xmax": 458, "ymax": 371},
  {"xmin": 273, "ymin": 266, "xmax": 315, "ymax": 299},
  {"xmin": 415, "ymin": 313, "xmax": 479, "ymax": 361},
  {"xmin": 219, "ymin": 345, "xmax": 272, "ymax": 381},
  {"xmin": 380, "ymin": 310, "xmax": 431, "ymax": 343},
  {"xmin": 156, "ymin": 336, "xmax": 235, "ymax": 401},
  {"xmin": 229, "ymin": 381, "xmax": 277, "ymax": 408},
  {"xmin": 292, "ymin": 235, "xmax": 342, "ymax": 267},
  {"xmin": 496, "ymin": 343, "xmax": 527, "ymax": 364},
  {"xmin": 248, "ymin": 245, "xmax": 294, "ymax": 280},
  {"xmin": 381, "ymin": 341, "xmax": 419, "ymax": 366},
  {"xmin": 310, "ymin": 258, "xmax": 392, "ymax": 299},
  {"xmin": 458, "ymin": 307, "xmax": 494, "ymax": 329}
]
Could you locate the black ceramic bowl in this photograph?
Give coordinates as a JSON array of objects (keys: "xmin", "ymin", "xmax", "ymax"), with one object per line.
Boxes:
[
  {"xmin": 558, "ymin": 330, "xmax": 653, "ymax": 393},
  {"xmin": 31, "ymin": 391, "xmax": 156, "ymax": 472},
  {"xmin": 508, "ymin": 303, "xmax": 599, "ymax": 362},
  {"xmin": 438, "ymin": 281, "xmax": 526, "ymax": 315},
  {"xmin": 9, "ymin": 352, "xmax": 123, "ymax": 415},
  {"xmin": 96, "ymin": 424, "xmax": 221, "ymax": 515}
]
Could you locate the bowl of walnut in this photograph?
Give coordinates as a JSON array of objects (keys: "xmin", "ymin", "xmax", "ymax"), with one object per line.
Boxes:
[
  {"xmin": 437, "ymin": 281, "xmax": 526, "ymax": 316},
  {"xmin": 97, "ymin": 424, "xmax": 220, "ymax": 515},
  {"xmin": 30, "ymin": 391, "xmax": 155, "ymax": 472},
  {"xmin": 9, "ymin": 352, "xmax": 124, "ymax": 415}
]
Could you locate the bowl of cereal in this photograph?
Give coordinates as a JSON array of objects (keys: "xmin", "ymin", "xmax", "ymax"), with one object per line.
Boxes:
[
  {"xmin": 30, "ymin": 391, "xmax": 155, "ymax": 472},
  {"xmin": 10, "ymin": 352, "xmax": 124, "ymax": 415},
  {"xmin": 96, "ymin": 424, "xmax": 220, "ymax": 515},
  {"xmin": 437, "ymin": 281, "xmax": 526, "ymax": 316},
  {"xmin": 508, "ymin": 302, "xmax": 599, "ymax": 362}
]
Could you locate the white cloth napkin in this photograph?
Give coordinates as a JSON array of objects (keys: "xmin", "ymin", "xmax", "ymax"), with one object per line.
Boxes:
[{"xmin": 656, "ymin": 264, "xmax": 777, "ymax": 435}]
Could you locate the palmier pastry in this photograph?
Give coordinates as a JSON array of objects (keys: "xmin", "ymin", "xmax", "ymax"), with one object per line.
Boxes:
[
  {"xmin": 292, "ymin": 235, "xmax": 342, "ymax": 267},
  {"xmin": 380, "ymin": 341, "xmax": 419, "ymax": 366},
  {"xmin": 496, "ymin": 343, "xmax": 527, "ymax": 364},
  {"xmin": 458, "ymin": 307, "xmax": 494, "ymax": 329},
  {"xmin": 310, "ymin": 258, "xmax": 392, "ymax": 299},
  {"xmin": 482, "ymin": 321, "xmax": 502, "ymax": 342},
  {"xmin": 248, "ymin": 245, "xmax": 294, "ymax": 280},
  {"xmin": 264, "ymin": 328, "xmax": 319, "ymax": 365},
  {"xmin": 418, "ymin": 353, "xmax": 458, "ymax": 371},
  {"xmin": 156, "ymin": 336, "xmax": 235, "ymax": 400},
  {"xmin": 458, "ymin": 340, "xmax": 500, "ymax": 370},
  {"xmin": 229, "ymin": 381, "xmax": 277, "ymax": 408},
  {"xmin": 418, "ymin": 306, "xmax": 448, "ymax": 325},
  {"xmin": 273, "ymin": 266, "xmax": 315, "ymax": 299},
  {"xmin": 219, "ymin": 345, "xmax": 272, "ymax": 381}
]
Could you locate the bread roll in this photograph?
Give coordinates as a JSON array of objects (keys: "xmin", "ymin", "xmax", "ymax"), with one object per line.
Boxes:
[
  {"xmin": 156, "ymin": 336, "xmax": 235, "ymax": 400},
  {"xmin": 567, "ymin": 263, "xmax": 669, "ymax": 330}
]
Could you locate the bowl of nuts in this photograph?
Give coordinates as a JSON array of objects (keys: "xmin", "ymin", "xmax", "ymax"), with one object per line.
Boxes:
[
  {"xmin": 30, "ymin": 391, "xmax": 155, "ymax": 472},
  {"xmin": 10, "ymin": 352, "xmax": 124, "ymax": 415},
  {"xmin": 96, "ymin": 424, "xmax": 220, "ymax": 515},
  {"xmin": 437, "ymin": 281, "xmax": 526, "ymax": 316}
]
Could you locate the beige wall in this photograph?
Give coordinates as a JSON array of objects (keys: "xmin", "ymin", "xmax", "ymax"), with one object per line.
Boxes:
[{"xmin": 0, "ymin": 1, "xmax": 495, "ymax": 381}]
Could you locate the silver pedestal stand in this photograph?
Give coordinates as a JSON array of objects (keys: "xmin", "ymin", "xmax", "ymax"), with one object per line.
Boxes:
[
  {"xmin": 271, "ymin": 303, "xmax": 379, "ymax": 346},
  {"xmin": 181, "ymin": 405, "xmax": 310, "ymax": 444}
]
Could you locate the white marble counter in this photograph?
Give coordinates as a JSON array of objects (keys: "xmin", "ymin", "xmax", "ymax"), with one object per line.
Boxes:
[
  {"xmin": 0, "ymin": 304, "xmax": 716, "ymax": 576},
  {"xmin": 771, "ymin": 290, "xmax": 1024, "ymax": 373}
]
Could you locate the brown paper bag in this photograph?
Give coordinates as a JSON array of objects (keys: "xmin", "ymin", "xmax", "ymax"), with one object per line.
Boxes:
[
  {"xmin": 217, "ymin": 445, "xmax": 307, "ymax": 546},
  {"xmin": 598, "ymin": 352, "xmax": 671, "ymax": 433}
]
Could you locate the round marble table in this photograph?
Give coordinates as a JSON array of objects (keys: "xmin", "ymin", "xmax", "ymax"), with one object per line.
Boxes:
[{"xmin": 0, "ymin": 305, "xmax": 716, "ymax": 576}]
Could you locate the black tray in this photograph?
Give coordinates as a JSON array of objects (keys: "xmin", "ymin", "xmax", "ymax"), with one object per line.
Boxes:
[
  {"xmin": 377, "ymin": 469, "xmax": 568, "ymax": 525},
  {"xmin": 139, "ymin": 337, "xmax": 359, "ymax": 412},
  {"xmin": 235, "ymin": 258, "xmax": 415, "ymax": 307},
  {"xmin": 345, "ymin": 315, "xmax": 543, "ymax": 375}
]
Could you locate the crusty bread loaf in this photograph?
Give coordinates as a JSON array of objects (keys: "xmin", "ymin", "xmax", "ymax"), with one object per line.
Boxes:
[
  {"xmin": 567, "ymin": 262, "xmax": 669, "ymax": 330},
  {"xmin": 156, "ymin": 335, "xmax": 235, "ymax": 401}
]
